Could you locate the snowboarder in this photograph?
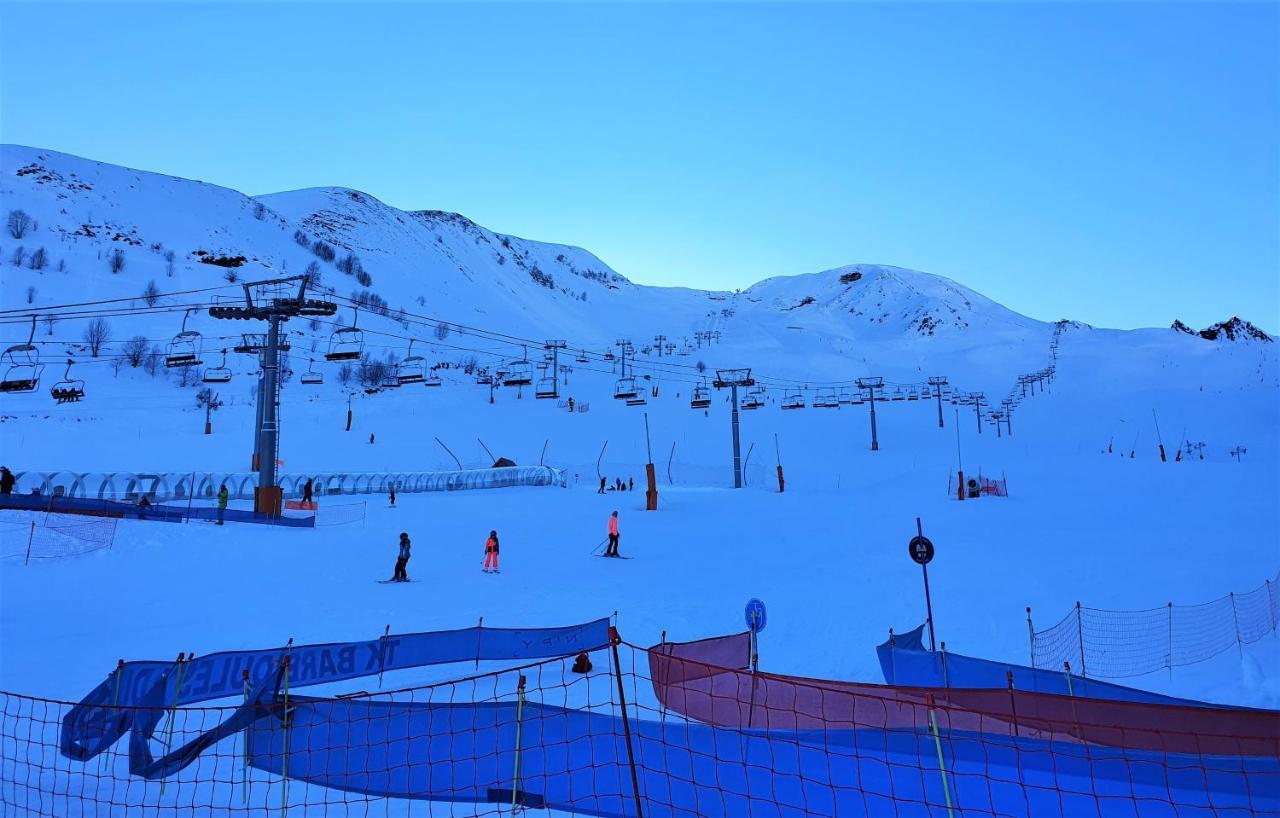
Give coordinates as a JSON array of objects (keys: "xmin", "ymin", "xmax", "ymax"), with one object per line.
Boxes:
[
  {"xmin": 389, "ymin": 484, "xmax": 397, "ymax": 508},
  {"xmin": 0, "ymin": 466, "xmax": 13, "ymax": 495},
  {"xmin": 302, "ymin": 478, "xmax": 314, "ymax": 504},
  {"xmin": 597, "ymin": 476, "xmax": 607, "ymax": 495},
  {"xmin": 216, "ymin": 483, "xmax": 229, "ymax": 525},
  {"xmin": 605, "ymin": 511, "xmax": 620, "ymax": 557},
  {"xmin": 483, "ymin": 530, "xmax": 500, "ymax": 573},
  {"xmin": 391, "ymin": 532, "xmax": 411, "ymax": 582}
]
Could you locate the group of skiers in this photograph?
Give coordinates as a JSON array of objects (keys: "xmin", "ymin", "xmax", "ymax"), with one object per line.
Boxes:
[
  {"xmin": 597, "ymin": 476, "xmax": 634, "ymax": 494},
  {"xmin": 386, "ymin": 512, "xmax": 621, "ymax": 582}
]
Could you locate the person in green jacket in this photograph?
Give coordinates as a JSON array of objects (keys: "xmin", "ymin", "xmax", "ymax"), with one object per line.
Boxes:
[{"xmin": 217, "ymin": 483, "xmax": 229, "ymax": 525}]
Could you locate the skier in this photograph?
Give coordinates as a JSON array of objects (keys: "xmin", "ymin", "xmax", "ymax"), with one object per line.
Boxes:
[
  {"xmin": 0, "ymin": 466, "xmax": 13, "ymax": 495},
  {"xmin": 391, "ymin": 532, "xmax": 411, "ymax": 582},
  {"xmin": 628, "ymin": 477, "xmax": 634, "ymax": 492},
  {"xmin": 483, "ymin": 530, "xmax": 500, "ymax": 573},
  {"xmin": 597, "ymin": 476, "xmax": 607, "ymax": 495},
  {"xmin": 605, "ymin": 511, "xmax": 620, "ymax": 557},
  {"xmin": 369, "ymin": 433, "xmax": 375, "ymax": 445},
  {"xmin": 216, "ymin": 483, "xmax": 229, "ymax": 525},
  {"xmin": 389, "ymin": 484, "xmax": 397, "ymax": 508},
  {"xmin": 302, "ymin": 478, "xmax": 314, "ymax": 504}
]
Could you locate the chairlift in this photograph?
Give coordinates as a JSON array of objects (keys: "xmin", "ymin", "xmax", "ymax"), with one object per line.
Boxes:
[
  {"xmin": 380, "ymin": 366, "xmax": 402, "ymax": 389},
  {"xmin": 891, "ymin": 390, "xmax": 906, "ymax": 401},
  {"xmin": 575, "ymin": 351, "xmax": 589, "ymax": 364},
  {"xmin": 301, "ymin": 358, "xmax": 324, "ymax": 385},
  {"xmin": 424, "ymin": 372, "xmax": 443, "ymax": 388},
  {"xmin": 838, "ymin": 389, "xmax": 854, "ymax": 405},
  {"xmin": 503, "ymin": 360, "xmax": 533, "ymax": 386},
  {"xmin": 603, "ymin": 351, "xmax": 616, "ymax": 362},
  {"xmin": 535, "ymin": 377, "xmax": 558, "ymax": 399},
  {"xmin": 907, "ymin": 388, "xmax": 920, "ymax": 401},
  {"xmin": 0, "ymin": 316, "xmax": 43, "ymax": 394},
  {"xmin": 325, "ymin": 307, "xmax": 364, "ymax": 362},
  {"xmin": 613, "ymin": 376, "xmax": 639, "ymax": 400},
  {"xmin": 476, "ymin": 369, "xmax": 492, "ymax": 386},
  {"xmin": 203, "ymin": 350, "xmax": 232, "ymax": 384},
  {"xmin": 165, "ymin": 309, "xmax": 203, "ymax": 368},
  {"xmin": 781, "ymin": 389, "xmax": 806, "ymax": 410},
  {"xmin": 690, "ymin": 384, "xmax": 711, "ymax": 409},
  {"xmin": 741, "ymin": 386, "xmax": 765, "ymax": 410},
  {"xmin": 813, "ymin": 388, "xmax": 839, "ymax": 408},
  {"xmin": 626, "ymin": 395, "xmax": 648, "ymax": 407},
  {"xmin": 398, "ymin": 340, "xmax": 426, "ymax": 384},
  {"xmin": 50, "ymin": 359, "xmax": 85, "ymax": 403}
]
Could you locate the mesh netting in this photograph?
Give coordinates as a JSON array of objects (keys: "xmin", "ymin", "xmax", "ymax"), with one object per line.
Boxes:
[
  {"xmin": 1032, "ymin": 574, "xmax": 1280, "ymax": 678},
  {"xmin": 2, "ymin": 631, "xmax": 1276, "ymax": 817},
  {"xmin": 0, "ymin": 513, "xmax": 117, "ymax": 563}
]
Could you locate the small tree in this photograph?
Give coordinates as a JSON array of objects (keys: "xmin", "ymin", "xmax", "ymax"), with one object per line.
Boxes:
[
  {"xmin": 696, "ymin": 360, "xmax": 707, "ymax": 373},
  {"xmin": 312, "ymin": 240, "xmax": 335, "ymax": 262},
  {"xmin": 123, "ymin": 335, "xmax": 150, "ymax": 367},
  {"xmin": 11, "ymin": 246, "xmax": 25, "ymax": 266},
  {"xmin": 293, "ymin": 230, "xmax": 310, "ymax": 247},
  {"xmin": 434, "ymin": 322, "xmax": 451, "ymax": 341},
  {"xmin": 143, "ymin": 345, "xmax": 164, "ymax": 376},
  {"xmin": 224, "ymin": 269, "xmax": 239, "ymax": 283},
  {"xmin": 28, "ymin": 247, "xmax": 46, "ymax": 270},
  {"xmin": 338, "ymin": 363, "xmax": 353, "ymax": 387},
  {"xmin": 83, "ymin": 318, "xmax": 111, "ymax": 357},
  {"xmin": 57, "ymin": 258, "xmax": 66, "ymax": 273},
  {"xmin": 253, "ymin": 202, "xmax": 267, "ymax": 220},
  {"xmin": 304, "ymin": 260, "xmax": 321, "ymax": 289},
  {"xmin": 164, "ymin": 249, "xmax": 175, "ymax": 278},
  {"xmin": 43, "ymin": 315, "xmax": 54, "ymax": 336},
  {"xmin": 7, "ymin": 209, "xmax": 31, "ymax": 239},
  {"xmin": 25, "ymin": 285, "xmax": 35, "ymax": 304},
  {"xmin": 355, "ymin": 269, "xmax": 372, "ymax": 287},
  {"xmin": 109, "ymin": 247, "xmax": 126, "ymax": 273},
  {"xmin": 142, "ymin": 280, "xmax": 161, "ymax": 306}
]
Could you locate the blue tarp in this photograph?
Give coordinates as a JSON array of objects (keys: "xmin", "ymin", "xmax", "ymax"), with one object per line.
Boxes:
[
  {"xmin": 244, "ymin": 696, "xmax": 1277, "ymax": 818},
  {"xmin": 877, "ymin": 624, "xmax": 1238, "ymax": 708},
  {"xmin": 60, "ymin": 618, "xmax": 611, "ymax": 778},
  {"xmin": 0, "ymin": 493, "xmax": 314, "ymax": 527}
]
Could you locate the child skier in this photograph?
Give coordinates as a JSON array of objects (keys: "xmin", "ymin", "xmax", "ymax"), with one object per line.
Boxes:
[
  {"xmin": 391, "ymin": 532, "xmax": 411, "ymax": 582},
  {"xmin": 483, "ymin": 530, "xmax": 500, "ymax": 573}
]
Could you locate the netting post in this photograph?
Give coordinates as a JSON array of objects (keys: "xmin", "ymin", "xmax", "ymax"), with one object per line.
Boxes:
[
  {"xmin": 1061, "ymin": 661, "xmax": 1075, "ymax": 696},
  {"xmin": 1167, "ymin": 602, "xmax": 1174, "ymax": 680},
  {"xmin": 1025, "ymin": 607, "xmax": 1035, "ymax": 667},
  {"xmin": 609, "ymin": 628, "xmax": 645, "ymax": 818},
  {"xmin": 1074, "ymin": 601, "xmax": 1086, "ymax": 677},
  {"xmin": 376, "ymin": 624, "xmax": 390, "ymax": 688},
  {"xmin": 159, "ymin": 652, "xmax": 187, "ymax": 799},
  {"xmin": 281, "ymin": 653, "xmax": 291, "ymax": 815},
  {"xmin": 509, "ymin": 674, "xmax": 527, "ymax": 811},
  {"xmin": 241, "ymin": 668, "xmax": 251, "ymax": 805},
  {"xmin": 925, "ymin": 693, "xmax": 957, "ymax": 818},
  {"xmin": 1005, "ymin": 670, "xmax": 1020, "ymax": 736},
  {"xmin": 24, "ymin": 521, "xmax": 34, "ymax": 565},
  {"xmin": 940, "ymin": 641, "xmax": 950, "ymax": 688},
  {"xmin": 1230, "ymin": 592, "xmax": 1243, "ymax": 658},
  {"xmin": 475, "ymin": 616, "xmax": 484, "ymax": 669}
]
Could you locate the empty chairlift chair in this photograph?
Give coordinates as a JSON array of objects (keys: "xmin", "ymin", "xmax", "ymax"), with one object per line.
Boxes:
[
  {"xmin": 301, "ymin": 359, "xmax": 323, "ymax": 385},
  {"xmin": 203, "ymin": 350, "xmax": 232, "ymax": 384},
  {"xmin": 503, "ymin": 360, "xmax": 533, "ymax": 387},
  {"xmin": 325, "ymin": 308, "xmax": 364, "ymax": 362},
  {"xmin": 398, "ymin": 340, "xmax": 426, "ymax": 385},
  {"xmin": 165, "ymin": 309, "xmax": 203, "ymax": 368},
  {"xmin": 690, "ymin": 384, "xmax": 711, "ymax": 410},
  {"xmin": 424, "ymin": 371, "xmax": 443, "ymax": 387},
  {"xmin": 50, "ymin": 359, "xmax": 85, "ymax": 403},
  {"xmin": 781, "ymin": 389, "xmax": 806, "ymax": 410},
  {"xmin": 813, "ymin": 388, "xmax": 839, "ymax": 408},
  {"xmin": 380, "ymin": 366, "xmax": 402, "ymax": 389},
  {"xmin": 575, "ymin": 350, "xmax": 590, "ymax": 364},
  {"xmin": 536, "ymin": 375, "xmax": 558, "ymax": 399},
  {"xmin": 613, "ymin": 376, "xmax": 639, "ymax": 400},
  {"xmin": 475, "ymin": 368, "xmax": 492, "ymax": 386},
  {"xmin": 0, "ymin": 316, "xmax": 43, "ymax": 394}
]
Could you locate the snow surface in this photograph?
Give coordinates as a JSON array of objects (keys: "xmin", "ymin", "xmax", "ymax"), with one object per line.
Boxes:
[{"xmin": 1, "ymin": 144, "xmax": 1277, "ymax": 721}]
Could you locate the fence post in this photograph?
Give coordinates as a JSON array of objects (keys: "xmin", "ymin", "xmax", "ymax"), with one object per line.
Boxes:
[
  {"xmin": 1074, "ymin": 602, "xmax": 1086, "ymax": 678},
  {"xmin": 1025, "ymin": 607, "xmax": 1035, "ymax": 667},
  {"xmin": 1230, "ymin": 592, "xmax": 1243, "ymax": 658},
  {"xmin": 925, "ymin": 693, "xmax": 958, "ymax": 817},
  {"xmin": 609, "ymin": 628, "xmax": 645, "ymax": 818},
  {"xmin": 24, "ymin": 521, "xmax": 34, "ymax": 565},
  {"xmin": 281, "ymin": 653, "xmax": 290, "ymax": 816},
  {"xmin": 509, "ymin": 674, "xmax": 527, "ymax": 810},
  {"xmin": 1167, "ymin": 602, "xmax": 1174, "ymax": 681}
]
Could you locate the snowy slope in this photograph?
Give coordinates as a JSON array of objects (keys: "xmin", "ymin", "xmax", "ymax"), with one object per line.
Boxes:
[{"xmin": 1, "ymin": 143, "xmax": 1277, "ymax": 724}]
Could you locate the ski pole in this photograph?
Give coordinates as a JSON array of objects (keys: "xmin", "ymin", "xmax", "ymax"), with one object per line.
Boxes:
[{"xmin": 589, "ymin": 537, "xmax": 608, "ymax": 556}]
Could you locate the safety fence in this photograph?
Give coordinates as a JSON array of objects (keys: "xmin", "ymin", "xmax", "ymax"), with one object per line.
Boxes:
[
  {"xmin": 946, "ymin": 470, "xmax": 1009, "ymax": 499},
  {"xmin": 0, "ymin": 512, "xmax": 118, "ymax": 564},
  {"xmin": 1032, "ymin": 572, "xmax": 1280, "ymax": 678},
  {"xmin": 1, "ymin": 625, "xmax": 1275, "ymax": 817},
  {"xmin": 9, "ymin": 465, "xmax": 567, "ymax": 504},
  {"xmin": 313, "ymin": 501, "xmax": 367, "ymax": 528}
]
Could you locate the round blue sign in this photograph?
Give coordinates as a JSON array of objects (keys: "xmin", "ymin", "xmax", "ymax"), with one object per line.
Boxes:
[{"xmin": 744, "ymin": 598, "xmax": 767, "ymax": 633}]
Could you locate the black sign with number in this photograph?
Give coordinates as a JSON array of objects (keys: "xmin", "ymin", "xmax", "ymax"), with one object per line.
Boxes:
[{"xmin": 908, "ymin": 535, "xmax": 934, "ymax": 565}]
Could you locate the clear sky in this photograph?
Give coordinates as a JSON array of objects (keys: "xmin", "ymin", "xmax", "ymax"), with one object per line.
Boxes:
[{"xmin": 1, "ymin": 1, "xmax": 1276, "ymax": 330}]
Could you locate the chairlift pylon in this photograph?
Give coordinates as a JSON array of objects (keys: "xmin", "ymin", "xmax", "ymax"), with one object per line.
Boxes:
[
  {"xmin": 0, "ymin": 316, "xmax": 43, "ymax": 394},
  {"xmin": 165, "ymin": 309, "xmax": 203, "ymax": 368},
  {"xmin": 50, "ymin": 359, "xmax": 85, "ymax": 403},
  {"xmin": 202, "ymin": 349, "xmax": 232, "ymax": 384},
  {"xmin": 325, "ymin": 307, "xmax": 364, "ymax": 362}
]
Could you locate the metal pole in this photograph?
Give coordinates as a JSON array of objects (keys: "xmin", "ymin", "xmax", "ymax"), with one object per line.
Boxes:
[
  {"xmin": 936, "ymin": 391, "xmax": 944, "ymax": 428},
  {"xmin": 868, "ymin": 386, "xmax": 879, "ymax": 451},
  {"xmin": 974, "ymin": 397, "xmax": 982, "ymax": 434},
  {"xmin": 609, "ymin": 632, "xmax": 646, "ymax": 818},
  {"xmin": 730, "ymin": 384, "xmax": 742, "ymax": 488},
  {"xmin": 258, "ymin": 314, "xmax": 281, "ymax": 493},
  {"xmin": 917, "ymin": 518, "xmax": 937, "ymax": 651}
]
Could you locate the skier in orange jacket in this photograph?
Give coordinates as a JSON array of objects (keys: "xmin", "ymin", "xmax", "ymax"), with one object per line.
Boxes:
[
  {"xmin": 483, "ymin": 530, "xmax": 500, "ymax": 573},
  {"xmin": 604, "ymin": 511, "xmax": 621, "ymax": 557}
]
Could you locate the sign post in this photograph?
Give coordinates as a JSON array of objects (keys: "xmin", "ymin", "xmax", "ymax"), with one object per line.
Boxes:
[
  {"xmin": 744, "ymin": 598, "xmax": 767, "ymax": 673},
  {"xmin": 908, "ymin": 518, "xmax": 938, "ymax": 652}
]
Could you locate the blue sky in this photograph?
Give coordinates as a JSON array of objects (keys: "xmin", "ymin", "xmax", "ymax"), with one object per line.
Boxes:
[{"xmin": 1, "ymin": 1, "xmax": 1275, "ymax": 330}]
